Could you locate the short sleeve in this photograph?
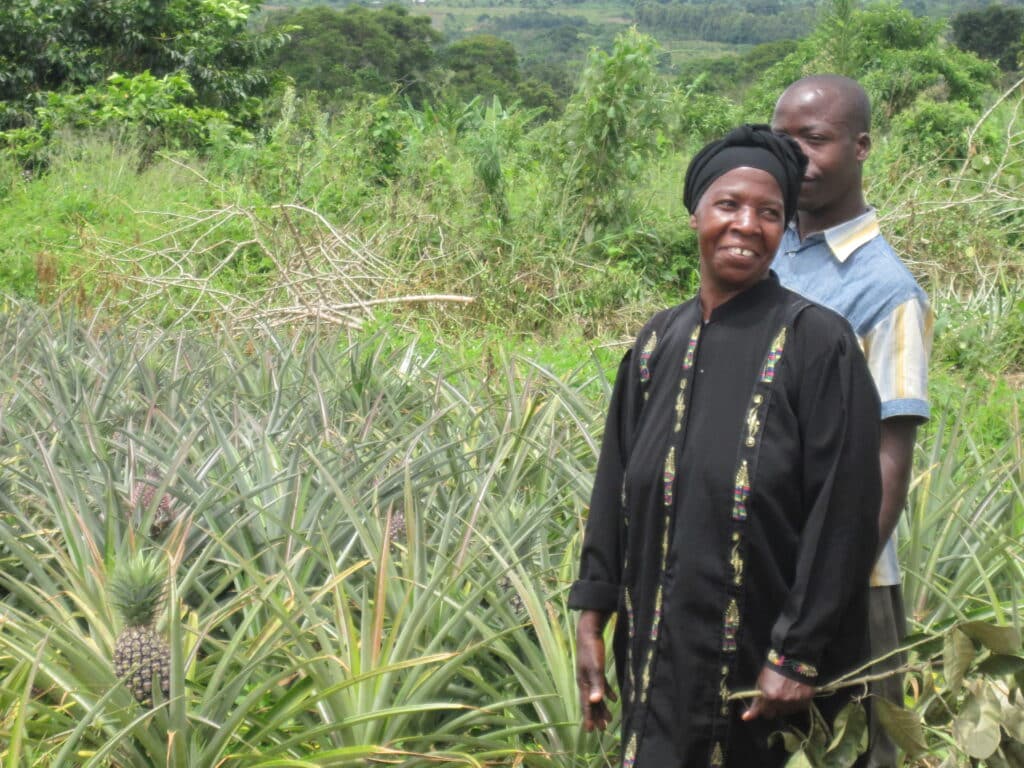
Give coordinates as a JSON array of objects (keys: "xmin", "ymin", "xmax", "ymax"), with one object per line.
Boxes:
[{"xmin": 861, "ymin": 297, "xmax": 932, "ymax": 421}]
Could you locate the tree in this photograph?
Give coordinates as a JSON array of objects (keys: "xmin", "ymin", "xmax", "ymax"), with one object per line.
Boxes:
[
  {"xmin": 677, "ymin": 39, "xmax": 798, "ymax": 99},
  {"xmin": 559, "ymin": 28, "xmax": 668, "ymax": 238},
  {"xmin": 265, "ymin": 5, "xmax": 440, "ymax": 106},
  {"xmin": 440, "ymin": 35, "xmax": 522, "ymax": 106},
  {"xmin": 0, "ymin": 0, "xmax": 283, "ymax": 129},
  {"xmin": 952, "ymin": 4, "xmax": 1024, "ymax": 72},
  {"xmin": 745, "ymin": 0, "xmax": 999, "ymax": 125}
]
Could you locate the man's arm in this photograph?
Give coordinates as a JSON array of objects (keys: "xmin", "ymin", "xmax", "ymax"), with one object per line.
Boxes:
[{"xmin": 877, "ymin": 417, "xmax": 918, "ymax": 562}]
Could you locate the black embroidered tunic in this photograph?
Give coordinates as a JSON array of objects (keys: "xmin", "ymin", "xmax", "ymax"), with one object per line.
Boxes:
[{"xmin": 569, "ymin": 275, "xmax": 881, "ymax": 767}]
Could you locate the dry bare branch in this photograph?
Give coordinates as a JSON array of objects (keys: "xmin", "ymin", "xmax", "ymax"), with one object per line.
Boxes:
[{"xmin": 92, "ymin": 203, "xmax": 475, "ymax": 332}]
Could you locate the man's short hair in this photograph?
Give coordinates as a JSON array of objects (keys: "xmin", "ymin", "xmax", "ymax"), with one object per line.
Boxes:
[{"xmin": 781, "ymin": 75, "xmax": 871, "ymax": 135}]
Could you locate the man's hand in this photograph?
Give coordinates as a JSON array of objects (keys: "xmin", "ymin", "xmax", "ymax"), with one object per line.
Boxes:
[
  {"xmin": 576, "ymin": 609, "xmax": 617, "ymax": 731},
  {"xmin": 741, "ymin": 665, "xmax": 815, "ymax": 721}
]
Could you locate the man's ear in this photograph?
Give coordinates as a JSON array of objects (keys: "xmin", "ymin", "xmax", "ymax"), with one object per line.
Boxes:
[
  {"xmin": 856, "ymin": 132, "xmax": 871, "ymax": 162},
  {"xmin": 689, "ymin": 213, "xmax": 697, "ymax": 229}
]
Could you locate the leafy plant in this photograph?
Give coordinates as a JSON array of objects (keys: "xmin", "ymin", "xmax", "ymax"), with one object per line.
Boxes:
[{"xmin": 559, "ymin": 28, "xmax": 669, "ymax": 242}]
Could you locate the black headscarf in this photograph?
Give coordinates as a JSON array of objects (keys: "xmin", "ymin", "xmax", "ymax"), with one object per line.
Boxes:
[{"xmin": 683, "ymin": 124, "xmax": 807, "ymax": 224}]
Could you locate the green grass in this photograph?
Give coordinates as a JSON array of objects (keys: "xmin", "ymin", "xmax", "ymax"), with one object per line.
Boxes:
[{"xmin": 659, "ymin": 38, "xmax": 754, "ymax": 67}]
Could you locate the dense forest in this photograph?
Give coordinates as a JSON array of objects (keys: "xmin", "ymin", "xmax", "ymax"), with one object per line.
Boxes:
[{"xmin": 1, "ymin": 0, "xmax": 1023, "ymax": 765}]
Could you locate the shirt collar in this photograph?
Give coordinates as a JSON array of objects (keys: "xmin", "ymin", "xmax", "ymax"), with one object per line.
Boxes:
[
  {"xmin": 704, "ymin": 272, "xmax": 783, "ymax": 323},
  {"xmin": 790, "ymin": 208, "xmax": 880, "ymax": 264}
]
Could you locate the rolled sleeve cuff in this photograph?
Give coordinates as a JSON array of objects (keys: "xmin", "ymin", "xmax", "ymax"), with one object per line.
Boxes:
[
  {"xmin": 766, "ymin": 649, "xmax": 820, "ymax": 686},
  {"xmin": 567, "ymin": 580, "xmax": 621, "ymax": 613},
  {"xmin": 881, "ymin": 398, "xmax": 929, "ymax": 422}
]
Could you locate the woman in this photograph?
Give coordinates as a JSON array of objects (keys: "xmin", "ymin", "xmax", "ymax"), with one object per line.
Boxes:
[{"xmin": 569, "ymin": 125, "xmax": 881, "ymax": 767}]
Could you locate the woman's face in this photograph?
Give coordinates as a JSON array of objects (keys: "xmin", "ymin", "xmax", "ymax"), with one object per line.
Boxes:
[{"xmin": 689, "ymin": 166, "xmax": 785, "ymax": 298}]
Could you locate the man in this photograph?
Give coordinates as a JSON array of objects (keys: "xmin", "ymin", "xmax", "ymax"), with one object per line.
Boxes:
[{"xmin": 771, "ymin": 75, "xmax": 933, "ymax": 768}]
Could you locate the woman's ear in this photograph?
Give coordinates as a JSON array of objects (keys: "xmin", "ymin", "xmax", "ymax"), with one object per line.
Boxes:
[{"xmin": 689, "ymin": 213, "xmax": 697, "ymax": 230}]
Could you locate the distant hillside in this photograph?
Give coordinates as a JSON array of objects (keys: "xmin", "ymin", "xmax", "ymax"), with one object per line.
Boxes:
[{"xmin": 260, "ymin": 0, "xmax": 1024, "ymax": 53}]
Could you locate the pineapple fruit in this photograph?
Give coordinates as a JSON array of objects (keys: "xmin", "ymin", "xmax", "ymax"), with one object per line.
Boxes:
[
  {"xmin": 130, "ymin": 467, "xmax": 175, "ymax": 537},
  {"xmin": 109, "ymin": 552, "xmax": 171, "ymax": 705}
]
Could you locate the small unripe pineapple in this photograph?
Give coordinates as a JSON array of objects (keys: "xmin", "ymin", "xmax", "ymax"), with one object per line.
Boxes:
[
  {"xmin": 386, "ymin": 508, "xmax": 406, "ymax": 546},
  {"xmin": 109, "ymin": 552, "xmax": 171, "ymax": 705},
  {"xmin": 129, "ymin": 468, "xmax": 175, "ymax": 537}
]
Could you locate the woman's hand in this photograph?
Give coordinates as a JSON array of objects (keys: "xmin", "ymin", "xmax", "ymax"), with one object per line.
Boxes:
[
  {"xmin": 741, "ymin": 665, "xmax": 815, "ymax": 721},
  {"xmin": 576, "ymin": 610, "xmax": 617, "ymax": 731}
]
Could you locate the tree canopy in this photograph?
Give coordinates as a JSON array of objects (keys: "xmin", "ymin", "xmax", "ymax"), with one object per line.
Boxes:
[
  {"xmin": 265, "ymin": 5, "xmax": 440, "ymax": 106},
  {"xmin": 951, "ymin": 4, "xmax": 1024, "ymax": 72},
  {"xmin": 441, "ymin": 35, "xmax": 523, "ymax": 106},
  {"xmin": 746, "ymin": 0, "xmax": 999, "ymax": 124},
  {"xmin": 0, "ymin": 0, "xmax": 282, "ymax": 129}
]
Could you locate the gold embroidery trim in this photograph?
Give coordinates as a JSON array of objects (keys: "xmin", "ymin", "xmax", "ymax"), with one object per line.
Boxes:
[
  {"xmin": 730, "ymin": 542, "xmax": 744, "ymax": 586},
  {"xmin": 673, "ymin": 378, "xmax": 687, "ymax": 432},
  {"xmin": 744, "ymin": 401, "xmax": 761, "ymax": 447},
  {"xmin": 623, "ymin": 734, "xmax": 638, "ymax": 768},
  {"xmin": 710, "ymin": 742, "xmax": 724, "ymax": 766}
]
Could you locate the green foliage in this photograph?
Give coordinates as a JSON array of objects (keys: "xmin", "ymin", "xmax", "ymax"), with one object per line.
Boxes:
[
  {"xmin": 0, "ymin": 308, "xmax": 620, "ymax": 765},
  {"xmin": 560, "ymin": 28, "xmax": 669, "ymax": 239},
  {"xmin": 891, "ymin": 97, "xmax": 982, "ymax": 162},
  {"xmin": 677, "ymin": 39, "xmax": 799, "ymax": 99},
  {"xmin": 952, "ymin": 4, "xmax": 1024, "ymax": 72},
  {"xmin": 465, "ymin": 97, "xmax": 513, "ymax": 225},
  {"xmin": 265, "ymin": 5, "xmax": 440, "ymax": 107},
  {"xmin": 776, "ymin": 702, "xmax": 868, "ymax": 766},
  {"xmin": 0, "ymin": 0, "xmax": 283, "ymax": 129},
  {"xmin": 361, "ymin": 94, "xmax": 414, "ymax": 183},
  {"xmin": 931, "ymin": 288, "xmax": 1024, "ymax": 376},
  {"xmin": 35, "ymin": 72, "xmax": 247, "ymax": 154},
  {"xmin": 745, "ymin": 0, "xmax": 1000, "ymax": 126},
  {"xmin": 672, "ymin": 80, "xmax": 743, "ymax": 145},
  {"xmin": 109, "ymin": 552, "xmax": 168, "ymax": 628},
  {"xmin": 636, "ymin": 0, "xmax": 813, "ymax": 45},
  {"xmin": 441, "ymin": 34, "xmax": 523, "ymax": 106},
  {"xmin": 781, "ymin": 617, "xmax": 1024, "ymax": 767}
]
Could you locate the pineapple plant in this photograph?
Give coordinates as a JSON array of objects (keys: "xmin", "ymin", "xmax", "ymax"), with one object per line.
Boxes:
[{"xmin": 109, "ymin": 552, "xmax": 171, "ymax": 705}]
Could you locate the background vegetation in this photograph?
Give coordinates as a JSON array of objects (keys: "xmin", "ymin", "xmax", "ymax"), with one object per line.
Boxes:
[{"xmin": 1, "ymin": 0, "xmax": 1023, "ymax": 765}]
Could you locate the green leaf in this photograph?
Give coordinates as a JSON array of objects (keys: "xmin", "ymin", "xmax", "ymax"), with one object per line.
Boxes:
[
  {"xmin": 976, "ymin": 654, "xmax": 1024, "ymax": 677},
  {"xmin": 923, "ymin": 689, "xmax": 957, "ymax": 726},
  {"xmin": 953, "ymin": 688, "xmax": 1001, "ymax": 760},
  {"xmin": 822, "ymin": 701, "xmax": 868, "ymax": 768},
  {"xmin": 960, "ymin": 622, "xmax": 1023, "ymax": 655},
  {"xmin": 784, "ymin": 750, "xmax": 815, "ymax": 768},
  {"xmin": 944, "ymin": 626, "xmax": 976, "ymax": 691},
  {"xmin": 770, "ymin": 729, "xmax": 808, "ymax": 753},
  {"xmin": 875, "ymin": 696, "xmax": 927, "ymax": 758},
  {"xmin": 1002, "ymin": 699, "xmax": 1024, "ymax": 743}
]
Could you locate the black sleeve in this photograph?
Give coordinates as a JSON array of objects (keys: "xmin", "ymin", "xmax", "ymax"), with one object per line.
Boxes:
[
  {"xmin": 568, "ymin": 350, "xmax": 641, "ymax": 613},
  {"xmin": 768, "ymin": 320, "xmax": 881, "ymax": 682}
]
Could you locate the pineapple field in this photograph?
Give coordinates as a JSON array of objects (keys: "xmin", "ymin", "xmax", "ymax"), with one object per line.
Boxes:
[
  {"xmin": 0, "ymin": 309, "xmax": 621, "ymax": 765},
  {"xmin": 0, "ymin": 298, "xmax": 1021, "ymax": 765}
]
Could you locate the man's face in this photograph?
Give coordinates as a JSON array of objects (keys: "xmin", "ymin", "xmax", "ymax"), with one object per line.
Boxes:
[{"xmin": 771, "ymin": 85, "xmax": 869, "ymax": 220}]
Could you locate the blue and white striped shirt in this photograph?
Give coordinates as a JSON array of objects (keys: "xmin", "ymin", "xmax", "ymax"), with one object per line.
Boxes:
[{"xmin": 773, "ymin": 208, "xmax": 933, "ymax": 586}]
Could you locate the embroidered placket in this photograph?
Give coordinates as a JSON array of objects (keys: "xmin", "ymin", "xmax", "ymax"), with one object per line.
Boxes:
[
  {"xmin": 707, "ymin": 322, "xmax": 790, "ymax": 768},
  {"xmin": 621, "ymin": 322, "xmax": 699, "ymax": 767}
]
